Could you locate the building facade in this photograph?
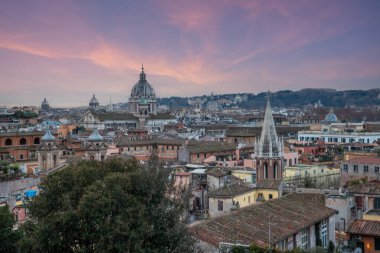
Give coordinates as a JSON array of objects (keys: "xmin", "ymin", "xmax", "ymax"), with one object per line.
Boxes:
[{"xmin": 129, "ymin": 66, "xmax": 157, "ymax": 116}]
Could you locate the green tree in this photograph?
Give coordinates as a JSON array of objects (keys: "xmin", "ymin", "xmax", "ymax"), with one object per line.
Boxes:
[
  {"xmin": 0, "ymin": 205, "xmax": 21, "ymax": 253},
  {"xmin": 19, "ymin": 157, "xmax": 195, "ymax": 252}
]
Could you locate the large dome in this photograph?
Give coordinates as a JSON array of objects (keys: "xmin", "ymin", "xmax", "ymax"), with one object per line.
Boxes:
[
  {"xmin": 88, "ymin": 94, "xmax": 99, "ymax": 107},
  {"xmin": 130, "ymin": 67, "xmax": 156, "ymax": 98},
  {"xmin": 325, "ymin": 109, "xmax": 338, "ymax": 123}
]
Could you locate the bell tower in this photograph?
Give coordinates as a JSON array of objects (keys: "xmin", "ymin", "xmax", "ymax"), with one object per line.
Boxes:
[
  {"xmin": 37, "ymin": 130, "xmax": 61, "ymax": 173},
  {"xmin": 254, "ymin": 93, "xmax": 284, "ymax": 182}
]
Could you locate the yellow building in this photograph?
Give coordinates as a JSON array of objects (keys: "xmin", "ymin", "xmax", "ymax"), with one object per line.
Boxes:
[
  {"xmin": 284, "ymin": 164, "xmax": 339, "ymax": 178},
  {"xmin": 207, "ymin": 179, "xmax": 282, "ymax": 218},
  {"xmin": 231, "ymin": 168, "xmax": 256, "ymax": 184}
]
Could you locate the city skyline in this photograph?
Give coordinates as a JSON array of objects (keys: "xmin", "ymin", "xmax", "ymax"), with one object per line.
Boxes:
[{"xmin": 1, "ymin": 0, "xmax": 380, "ymax": 106}]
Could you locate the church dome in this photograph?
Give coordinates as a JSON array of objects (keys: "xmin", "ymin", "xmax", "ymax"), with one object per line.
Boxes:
[
  {"xmin": 89, "ymin": 94, "xmax": 99, "ymax": 108},
  {"xmin": 325, "ymin": 109, "xmax": 338, "ymax": 123},
  {"xmin": 41, "ymin": 130, "xmax": 55, "ymax": 142},
  {"xmin": 41, "ymin": 97, "xmax": 50, "ymax": 111},
  {"xmin": 130, "ymin": 66, "xmax": 156, "ymax": 98}
]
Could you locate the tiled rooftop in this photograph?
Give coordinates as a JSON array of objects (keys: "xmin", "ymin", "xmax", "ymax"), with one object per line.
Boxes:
[
  {"xmin": 208, "ymin": 183, "xmax": 255, "ymax": 198},
  {"xmin": 190, "ymin": 193, "xmax": 336, "ymax": 247},
  {"xmin": 348, "ymin": 181, "xmax": 380, "ymax": 195},
  {"xmin": 348, "ymin": 220, "xmax": 380, "ymax": 237},
  {"xmin": 345, "ymin": 156, "xmax": 380, "ymax": 165}
]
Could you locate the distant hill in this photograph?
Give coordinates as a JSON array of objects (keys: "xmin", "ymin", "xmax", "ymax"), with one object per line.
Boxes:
[{"xmin": 158, "ymin": 88, "xmax": 380, "ymax": 109}]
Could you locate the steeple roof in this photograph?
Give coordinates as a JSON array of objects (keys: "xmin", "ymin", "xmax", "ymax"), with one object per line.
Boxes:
[
  {"xmin": 255, "ymin": 94, "xmax": 283, "ymax": 157},
  {"xmin": 88, "ymin": 128, "xmax": 103, "ymax": 142}
]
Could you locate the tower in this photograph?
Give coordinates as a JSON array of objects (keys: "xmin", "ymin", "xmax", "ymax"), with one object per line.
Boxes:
[
  {"xmin": 254, "ymin": 94, "xmax": 284, "ymax": 182},
  {"xmin": 37, "ymin": 130, "xmax": 61, "ymax": 173},
  {"xmin": 129, "ymin": 66, "xmax": 157, "ymax": 116},
  {"xmin": 84, "ymin": 128, "xmax": 107, "ymax": 161},
  {"xmin": 41, "ymin": 98, "xmax": 50, "ymax": 111}
]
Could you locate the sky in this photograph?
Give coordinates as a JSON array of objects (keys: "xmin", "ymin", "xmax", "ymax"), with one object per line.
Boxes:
[{"xmin": 0, "ymin": 0, "xmax": 380, "ymax": 107}]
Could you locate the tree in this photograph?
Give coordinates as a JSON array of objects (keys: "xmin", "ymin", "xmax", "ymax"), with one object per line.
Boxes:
[
  {"xmin": 0, "ymin": 205, "xmax": 20, "ymax": 253},
  {"xmin": 19, "ymin": 157, "xmax": 195, "ymax": 252}
]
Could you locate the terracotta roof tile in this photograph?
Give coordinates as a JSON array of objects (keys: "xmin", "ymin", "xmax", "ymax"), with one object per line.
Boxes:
[
  {"xmin": 348, "ymin": 181, "xmax": 380, "ymax": 195},
  {"xmin": 345, "ymin": 156, "xmax": 380, "ymax": 165},
  {"xmin": 256, "ymin": 179, "xmax": 282, "ymax": 189},
  {"xmin": 348, "ymin": 220, "xmax": 380, "ymax": 237},
  {"xmin": 190, "ymin": 193, "xmax": 336, "ymax": 247},
  {"xmin": 208, "ymin": 183, "xmax": 255, "ymax": 197}
]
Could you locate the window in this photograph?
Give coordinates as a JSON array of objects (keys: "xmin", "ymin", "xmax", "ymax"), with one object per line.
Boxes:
[
  {"xmin": 320, "ymin": 219, "xmax": 328, "ymax": 248},
  {"xmin": 20, "ymin": 138, "xmax": 27, "ymax": 145},
  {"xmin": 364, "ymin": 166, "xmax": 369, "ymax": 173},
  {"xmin": 375, "ymin": 238, "xmax": 380, "ymax": 251},
  {"xmin": 375, "ymin": 167, "xmax": 380, "ymax": 174},
  {"xmin": 264, "ymin": 163, "xmax": 268, "ymax": 179},
  {"xmin": 218, "ymin": 200, "xmax": 223, "ymax": 211},
  {"xmin": 353, "ymin": 165, "xmax": 358, "ymax": 173},
  {"xmin": 248, "ymin": 196, "xmax": 251, "ymax": 204},
  {"xmin": 300, "ymin": 228, "xmax": 309, "ymax": 249},
  {"xmin": 375, "ymin": 198, "xmax": 380, "ymax": 209},
  {"xmin": 20, "ymin": 154, "xmax": 24, "ymax": 160},
  {"xmin": 273, "ymin": 163, "xmax": 277, "ymax": 179},
  {"xmin": 343, "ymin": 164, "xmax": 348, "ymax": 173},
  {"xmin": 5, "ymin": 138, "xmax": 12, "ymax": 146},
  {"xmin": 252, "ymin": 173, "xmax": 256, "ymax": 184},
  {"xmin": 33, "ymin": 137, "xmax": 40, "ymax": 144},
  {"xmin": 269, "ymin": 194, "xmax": 273, "ymax": 199}
]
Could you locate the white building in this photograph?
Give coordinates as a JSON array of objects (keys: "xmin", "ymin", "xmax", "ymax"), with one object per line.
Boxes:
[{"xmin": 298, "ymin": 130, "xmax": 380, "ymax": 144}]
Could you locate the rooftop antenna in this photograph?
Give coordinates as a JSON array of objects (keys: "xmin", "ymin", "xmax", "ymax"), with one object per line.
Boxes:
[{"xmin": 268, "ymin": 212, "xmax": 272, "ymax": 253}]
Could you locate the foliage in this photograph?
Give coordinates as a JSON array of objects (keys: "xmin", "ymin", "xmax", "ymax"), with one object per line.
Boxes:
[
  {"xmin": 327, "ymin": 241, "xmax": 335, "ymax": 253},
  {"xmin": 19, "ymin": 157, "xmax": 195, "ymax": 253},
  {"xmin": 348, "ymin": 177, "xmax": 368, "ymax": 186},
  {"xmin": 0, "ymin": 205, "xmax": 21, "ymax": 253},
  {"xmin": 14, "ymin": 110, "xmax": 38, "ymax": 119}
]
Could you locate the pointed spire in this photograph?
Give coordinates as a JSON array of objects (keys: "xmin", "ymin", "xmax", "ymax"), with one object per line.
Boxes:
[{"xmin": 257, "ymin": 95, "xmax": 282, "ymax": 157}]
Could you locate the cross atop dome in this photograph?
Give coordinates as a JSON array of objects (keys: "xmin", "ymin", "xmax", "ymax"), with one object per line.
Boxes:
[{"xmin": 140, "ymin": 64, "xmax": 146, "ymax": 81}]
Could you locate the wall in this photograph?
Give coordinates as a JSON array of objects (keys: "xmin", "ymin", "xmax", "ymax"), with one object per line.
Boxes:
[
  {"xmin": 359, "ymin": 235, "xmax": 380, "ymax": 253},
  {"xmin": 232, "ymin": 191, "xmax": 256, "ymax": 208},
  {"xmin": 208, "ymin": 197, "xmax": 233, "ymax": 218},
  {"xmin": 256, "ymin": 189, "xmax": 279, "ymax": 201}
]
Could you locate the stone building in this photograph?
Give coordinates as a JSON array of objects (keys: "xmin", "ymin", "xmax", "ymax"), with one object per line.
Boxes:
[
  {"xmin": 84, "ymin": 128, "xmax": 107, "ymax": 161},
  {"xmin": 129, "ymin": 66, "xmax": 157, "ymax": 117},
  {"xmin": 254, "ymin": 96, "xmax": 284, "ymax": 181},
  {"xmin": 191, "ymin": 193, "xmax": 336, "ymax": 252},
  {"xmin": 37, "ymin": 130, "xmax": 61, "ymax": 173}
]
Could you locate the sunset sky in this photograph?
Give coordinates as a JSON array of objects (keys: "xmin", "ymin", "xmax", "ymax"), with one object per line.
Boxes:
[{"xmin": 1, "ymin": 0, "xmax": 379, "ymax": 107}]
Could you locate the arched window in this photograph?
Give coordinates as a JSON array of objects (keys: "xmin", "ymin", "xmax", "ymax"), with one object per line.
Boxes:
[
  {"xmin": 20, "ymin": 138, "xmax": 27, "ymax": 145},
  {"xmin": 5, "ymin": 138, "xmax": 12, "ymax": 146},
  {"xmin": 264, "ymin": 163, "xmax": 268, "ymax": 179},
  {"xmin": 34, "ymin": 137, "xmax": 40, "ymax": 145},
  {"xmin": 273, "ymin": 163, "xmax": 277, "ymax": 179}
]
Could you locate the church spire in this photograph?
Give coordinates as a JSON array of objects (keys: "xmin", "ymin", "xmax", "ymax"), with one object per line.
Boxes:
[{"xmin": 257, "ymin": 92, "xmax": 282, "ymax": 157}]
